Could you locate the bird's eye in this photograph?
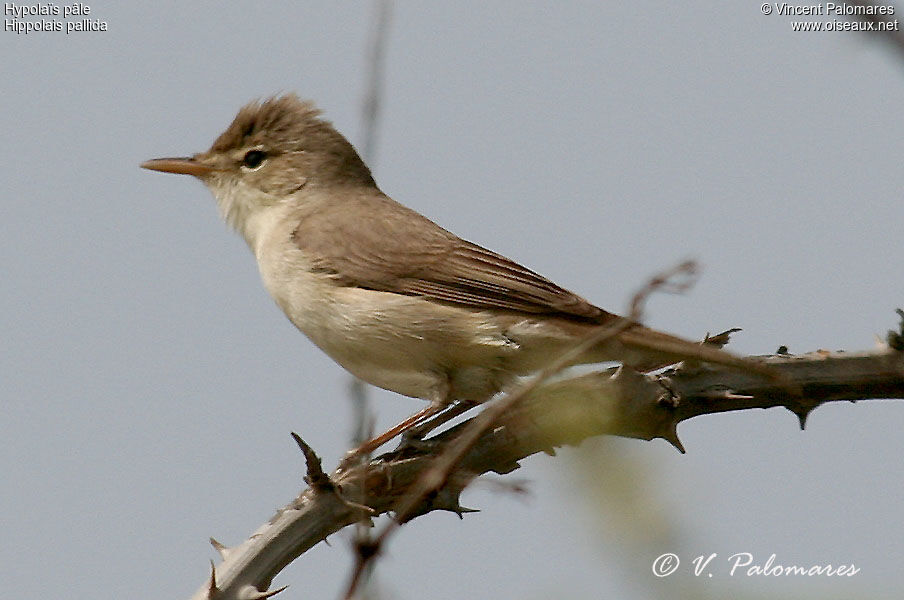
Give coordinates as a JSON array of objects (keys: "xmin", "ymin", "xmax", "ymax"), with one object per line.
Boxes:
[{"xmin": 242, "ymin": 150, "xmax": 267, "ymax": 169}]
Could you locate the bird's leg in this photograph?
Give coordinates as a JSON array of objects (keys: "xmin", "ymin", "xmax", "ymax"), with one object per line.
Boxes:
[
  {"xmin": 399, "ymin": 400, "xmax": 478, "ymax": 444},
  {"xmin": 342, "ymin": 379, "xmax": 457, "ymax": 466},
  {"xmin": 344, "ymin": 401, "xmax": 446, "ymax": 462}
]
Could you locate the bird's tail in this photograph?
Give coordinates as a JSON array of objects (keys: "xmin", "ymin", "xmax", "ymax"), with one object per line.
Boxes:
[{"xmin": 615, "ymin": 325, "xmax": 778, "ymax": 380}]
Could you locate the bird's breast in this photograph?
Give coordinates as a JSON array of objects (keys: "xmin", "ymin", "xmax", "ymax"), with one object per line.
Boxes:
[{"xmin": 254, "ymin": 228, "xmax": 525, "ymax": 401}]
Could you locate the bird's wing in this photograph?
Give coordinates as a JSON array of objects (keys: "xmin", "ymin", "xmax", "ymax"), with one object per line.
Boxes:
[{"xmin": 292, "ymin": 191, "xmax": 614, "ymax": 323}]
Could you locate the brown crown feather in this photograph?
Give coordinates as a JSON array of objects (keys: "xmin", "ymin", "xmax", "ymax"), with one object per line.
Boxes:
[{"xmin": 209, "ymin": 94, "xmax": 375, "ymax": 186}]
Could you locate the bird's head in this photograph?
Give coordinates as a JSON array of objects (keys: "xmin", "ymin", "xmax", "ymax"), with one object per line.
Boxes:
[{"xmin": 142, "ymin": 94, "xmax": 375, "ymax": 233}]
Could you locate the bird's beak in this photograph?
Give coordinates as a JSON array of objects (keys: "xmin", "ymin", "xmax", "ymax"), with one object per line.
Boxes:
[{"xmin": 141, "ymin": 156, "xmax": 217, "ymax": 177}]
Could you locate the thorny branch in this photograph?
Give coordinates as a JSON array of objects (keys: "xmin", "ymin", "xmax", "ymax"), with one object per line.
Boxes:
[{"xmin": 186, "ymin": 303, "xmax": 904, "ymax": 600}]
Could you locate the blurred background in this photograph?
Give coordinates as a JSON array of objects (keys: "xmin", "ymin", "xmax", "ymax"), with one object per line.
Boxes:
[{"xmin": 2, "ymin": 2, "xmax": 902, "ymax": 599}]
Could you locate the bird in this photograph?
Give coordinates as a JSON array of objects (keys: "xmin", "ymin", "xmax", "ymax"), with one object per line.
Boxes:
[{"xmin": 142, "ymin": 94, "xmax": 771, "ymax": 456}]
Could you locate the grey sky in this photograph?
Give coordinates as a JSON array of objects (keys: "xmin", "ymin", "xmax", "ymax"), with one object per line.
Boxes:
[{"xmin": 2, "ymin": 2, "xmax": 902, "ymax": 599}]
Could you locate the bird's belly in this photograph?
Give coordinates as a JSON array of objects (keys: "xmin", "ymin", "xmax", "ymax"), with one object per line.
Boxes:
[{"xmin": 263, "ymin": 269, "xmax": 520, "ymax": 402}]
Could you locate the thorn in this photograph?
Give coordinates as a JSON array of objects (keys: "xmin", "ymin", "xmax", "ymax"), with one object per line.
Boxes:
[
  {"xmin": 444, "ymin": 494, "xmax": 480, "ymax": 518},
  {"xmin": 660, "ymin": 423, "xmax": 686, "ymax": 454},
  {"xmin": 209, "ymin": 537, "xmax": 229, "ymax": 560},
  {"xmin": 290, "ymin": 432, "xmax": 335, "ymax": 492},
  {"xmin": 238, "ymin": 584, "xmax": 290, "ymax": 600},
  {"xmin": 342, "ymin": 498, "xmax": 377, "ymax": 517},
  {"xmin": 700, "ymin": 388, "xmax": 754, "ymax": 401},
  {"xmin": 887, "ymin": 308, "xmax": 904, "ymax": 351},
  {"xmin": 453, "ymin": 505, "xmax": 480, "ymax": 519},
  {"xmin": 793, "ymin": 407, "xmax": 811, "ymax": 430},
  {"xmin": 416, "ymin": 487, "xmax": 481, "ymax": 519},
  {"xmin": 207, "ymin": 560, "xmax": 220, "ymax": 599},
  {"xmin": 703, "ymin": 328, "xmax": 742, "ymax": 348},
  {"xmin": 542, "ymin": 446, "xmax": 557, "ymax": 457}
]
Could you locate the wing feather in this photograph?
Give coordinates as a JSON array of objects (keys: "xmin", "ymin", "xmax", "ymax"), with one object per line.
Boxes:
[{"xmin": 292, "ymin": 191, "xmax": 613, "ymax": 323}]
